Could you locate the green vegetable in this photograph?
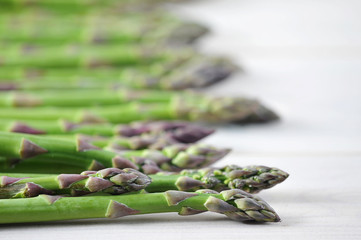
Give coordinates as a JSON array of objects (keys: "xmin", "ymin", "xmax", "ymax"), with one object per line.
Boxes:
[
  {"xmin": 0, "ymin": 165, "xmax": 288, "ymax": 198},
  {"xmin": 0, "ymin": 16, "xmax": 208, "ymax": 46},
  {"xmin": 0, "ymin": 131, "xmax": 230, "ymax": 173},
  {"xmin": 0, "ymin": 57, "xmax": 235, "ymax": 90},
  {"xmin": 0, "ymin": 189, "xmax": 280, "ymax": 223},
  {"xmin": 0, "ymin": 168, "xmax": 151, "ymax": 198},
  {"xmin": 0, "ymin": 43, "xmax": 193, "ymax": 68},
  {"xmin": 0, "ymin": 95, "xmax": 279, "ymax": 124},
  {"xmin": 0, "ymin": 119, "xmax": 215, "ymax": 142}
]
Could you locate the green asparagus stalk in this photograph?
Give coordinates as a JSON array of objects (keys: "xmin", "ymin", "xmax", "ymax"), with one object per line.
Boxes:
[
  {"xmin": 0, "ymin": 0, "xmax": 174, "ymax": 12},
  {"xmin": 0, "ymin": 57, "xmax": 235, "ymax": 90},
  {"xmin": 0, "ymin": 17, "xmax": 208, "ymax": 46},
  {"xmin": 0, "ymin": 89, "xmax": 233, "ymax": 109},
  {"xmin": 0, "ymin": 119, "xmax": 215, "ymax": 142},
  {"xmin": 96, "ymin": 132, "xmax": 204, "ymax": 150},
  {"xmin": 0, "ymin": 89, "xmax": 175, "ymax": 107},
  {"xmin": 0, "ymin": 168, "xmax": 151, "ymax": 198},
  {"xmin": 0, "ymin": 165, "xmax": 288, "ymax": 198},
  {"xmin": 0, "ymin": 189, "xmax": 280, "ymax": 223},
  {"xmin": 0, "ymin": 95, "xmax": 279, "ymax": 124},
  {"xmin": 0, "ymin": 119, "xmax": 214, "ymax": 144},
  {"xmin": 0, "ymin": 58, "xmax": 176, "ymax": 82},
  {"xmin": 111, "ymin": 120, "xmax": 216, "ymax": 140},
  {"xmin": 0, "ymin": 0, "xmax": 124, "ymax": 8},
  {"xmin": 0, "ymin": 43, "xmax": 193, "ymax": 68},
  {"xmin": 48, "ymin": 131, "xmax": 212, "ymax": 151},
  {"xmin": 0, "ymin": 8, "xmax": 181, "ymax": 26},
  {"xmin": 0, "ymin": 132, "xmax": 230, "ymax": 173}
]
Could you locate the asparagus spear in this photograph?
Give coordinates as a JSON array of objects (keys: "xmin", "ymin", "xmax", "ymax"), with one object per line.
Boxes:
[
  {"xmin": 0, "ymin": 95, "xmax": 279, "ymax": 124},
  {"xmin": 0, "ymin": 0, "xmax": 174, "ymax": 12},
  {"xmin": 0, "ymin": 119, "xmax": 215, "ymax": 141},
  {"xmin": 48, "ymin": 132, "xmax": 212, "ymax": 151},
  {"xmin": 0, "ymin": 168, "xmax": 151, "ymax": 198},
  {"xmin": 0, "ymin": 57, "xmax": 235, "ymax": 90},
  {"xmin": 113, "ymin": 120, "xmax": 216, "ymax": 139},
  {"xmin": 0, "ymin": 89, "xmax": 174, "ymax": 107},
  {"xmin": 25, "ymin": 119, "xmax": 214, "ymax": 150},
  {"xmin": 0, "ymin": 189, "xmax": 280, "ymax": 223},
  {"xmin": 0, "ymin": 7, "xmax": 177, "ymax": 23},
  {"xmin": 0, "ymin": 132, "xmax": 230, "ymax": 173},
  {"xmin": 0, "ymin": 119, "xmax": 214, "ymax": 143},
  {"xmin": 0, "ymin": 43, "xmax": 193, "ymax": 68},
  {"xmin": 0, "ymin": 88, "xmax": 240, "ymax": 109},
  {"xmin": 147, "ymin": 165, "xmax": 289, "ymax": 193},
  {"xmin": 0, "ymin": 18, "xmax": 208, "ymax": 46},
  {"xmin": 0, "ymin": 165, "xmax": 288, "ymax": 198},
  {"xmin": 1, "ymin": 21, "xmax": 208, "ymax": 46},
  {"xmin": 0, "ymin": 60, "xmax": 172, "ymax": 82}
]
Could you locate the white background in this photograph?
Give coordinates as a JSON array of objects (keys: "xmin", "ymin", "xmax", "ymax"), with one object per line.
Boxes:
[{"xmin": 1, "ymin": 0, "xmax": 361, "ymax": 239}]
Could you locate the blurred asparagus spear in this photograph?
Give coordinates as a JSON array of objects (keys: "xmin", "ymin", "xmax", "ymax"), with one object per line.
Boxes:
[
  {"xmin": 0, "ymin": 16, "xmax": 209, "ymax": 46},
  {"xmin": 0, "ymin": 43, "xmax": 194, "ymax": 68},
  {"xmin": 0, "ymin": 89, "xmax": 175, "ymax": 107},
  {"xmin": 1, "ymin": 124, "xmax": 214, "ymax": 151},
  {"xmin": 51, "ymin": 132, "xmax": 212, "ymax": 151},
  {"xmin": 0, "ymin": 57, "xmax": 236, "ymax": 90},
  {"xmin": 0, "ymin": 119, "xmax": 215, "ymax": 142},
  {"xmin": 0, "ymin": 94, "xmax": 279, "ymax": 124},
  {"xmin": 0, "ymin": 88, "xmax": 244, "ymax": 108},
  {"xmin": 0, "ymin": 0, "xmax": 174, "ymax": 13}
]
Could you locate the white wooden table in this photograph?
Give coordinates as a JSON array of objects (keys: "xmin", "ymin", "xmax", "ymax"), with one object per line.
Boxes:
[{"xmin": 1, "ymin": 0, "xmax": 361, "ymax": 239}]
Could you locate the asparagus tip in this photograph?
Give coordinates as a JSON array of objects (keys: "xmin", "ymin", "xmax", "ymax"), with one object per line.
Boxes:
[
  {"xmin": 20, "ymin": 138, "xmax": 48, "ymax": 159},
  {"xmin": 166, "ymin": 22, "xmax": 210, "ymax": 46},
  {"xmin": 165, "ymin": 57, "xmax": 238, "ymax": 89}
]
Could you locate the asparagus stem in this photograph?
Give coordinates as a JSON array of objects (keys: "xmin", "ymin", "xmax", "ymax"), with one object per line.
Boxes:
[
  {"xmin": 0, "ymin": 89, "xmax": 174, "ymax": 107},
  {"xmin": 0, "ymin": 189, "xmax": 280, "ymax": 223},
  {"xmin": 0, "ymin": 119, "xmax": 215, "ymax": 142},
  {"xmin": 1, "ymin": 0, "xmax": 175, "ymax": 13},
  {"xmin": 0, "ymin": 56, "xmax": 235, "ymax": 90},
  {"xmin": 47, "ymin": 130, "xmax": 214, "ymax": 151},
  {"xmin": 114, "ymin": 121, "xmax": 216, "ymax": 140},
  {"xmin": 0, "ymin": 94, "xmax": 279, "ymax": 124},
  {"xmin": 0, "ymin": 132, "xmax": 230, "ymax": 173},
  {"xmin": 0, "ymin": 43, "xmax": 193, "ymax": 68},
  {"xmin": 0, "ymin": 165, "xmax": 288, "ymax": 198},
  {"xmin": 0, "ymin": 168, "xmax": 151, "ymax": 198},
  {"xmin": 0, "ymin": 16, "xmax": 208, "ymax": 46}
]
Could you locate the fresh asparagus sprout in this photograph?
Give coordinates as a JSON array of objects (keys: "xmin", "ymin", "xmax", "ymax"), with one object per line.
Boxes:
[
  {"xmin": 0, "ymin": 168, "xmax": 151, "ymax": 198},
  {"xmin": 0, "ymin": 165, "xmax": 288, "ymax": 198},
  {"xmin": 0, "ymin": 132, "xmax": 230, "ymax": 174},
  {"xmin": 0, "ymin": 16, "xmax": 209, "ymax": 46},
  {"xmin": 0, "ymin": 43, "xmax": 194, "ymax": 68},
  {"xmin": 0, "ymin": 119, "xmax": 215, "ymax": 142},
  {"xmin": 0, "ymin": 95, "xmax": 279, "ymax": 124},
  {"xmin": 0, "ymin": 189, "xmax": 280, "ymax": 224},
  {"xmin": 147, "ymin": 165, "xmax": 289, "ymax": 193},
  {"xmin": 0, "ymin": 57, "xmax": 236, "ymax": 90}
]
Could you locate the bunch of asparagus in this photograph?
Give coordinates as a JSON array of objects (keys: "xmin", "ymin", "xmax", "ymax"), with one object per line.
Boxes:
[
  {"xmin": 0, "ymin": 5, "xmax": 236, "ymax": 90},
  {"xmin": 0, "ymin": 130, "xmax": 288, "ymax": 223},
  {"xmin": 0, "ymin": 0, "xmax": 287, "ymax": 225},
  {"xmin": 0, "ymin": 127, "xmax": 289, "ymax": 224}
]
